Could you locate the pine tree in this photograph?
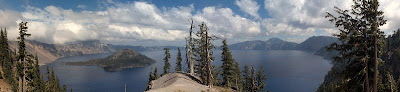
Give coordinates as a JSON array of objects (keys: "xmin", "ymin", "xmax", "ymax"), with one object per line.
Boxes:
[
  {"xmin": 381, "ymin": 72, "xmax": 397, "ymax": 92},
  {"xmin": 153, "ymin": 67, "xmax": 159, "ymax": 80},
  {"xmin": 0, "ymin": 28, "xmax": 16, "ymax": 91},
  {"xmin": 323, "ymin": 0, "xmax": 386, "ymax": 91},
  {"xmin": 212, "ymin": 65, "xmax": 222, "ymax": 86},
  {"xmin": 255, "ymin": 65, "xmax": 267, "ymax": 92},
  {"xmin": 250, "ymin": 67, "xmax": 256, "ymax": 92},
  {"xmin": 175, "ymin": 48, "xmax": 182, "ymax": 72},
  {"xmin": 148, "ymin": 67, "xmax": 154, "ymax": 83},
  {"xmin": 45, "ymin": 66, "xmax": 52, "ymax": 92},
  {"xmin": 221, "ymin": 39, "xmax": 241, "ymax": 88},
  {"xmin": 0, "ymin": 29, "xmax": 4, "ymax": 66},
  {"xmin": 242, "ymin": 65, "xmax": 251, "ymax": 92},
  {"xmin": 17, "ymin": 22, "xmax": 31, "ymax": 92},
  {"xmin": 194, "ymin": 22, "xmax": 217, "ymax": 87},
  {"xmin": 162, "ymin": 48, "xmax": 171, "ymax": 76}
]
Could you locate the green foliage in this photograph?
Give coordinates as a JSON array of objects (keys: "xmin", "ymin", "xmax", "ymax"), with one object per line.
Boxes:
[
  {"xmin": 0, "ymin": 22, "xmax": 67, "ymax": 92},
  {"xmin": 175, "ymin": 48, "xmax": 182, "ymax": 72},
  {"xmin": 193, "ymin": 22, "xmax": 216, "ymax": 86},
  {"xmin": 241, "ymin": 65, "xmax": 267, "ymax": 92},
  {"xmin": 255, "ymin": 66, "xmax": 267, "ymax": 92},
  {"xmin": 242, "ymin": 65, "xmax": 251, "ymax": 92},
  {"xmin": 154, "ymin": 67, "xmax": 159, "ymax": 79},
  {"xmin": 163, "ymin": 48, "xmax": 171, "ymax": 76},
  {"xmin": 379, "ymin": 72, "xmax": 397, "ymax": 92},
  {"xmin": 221, "ymin": 39, "xmax": 241, "ymax": 88},
  {"xmin": 44, "ymin": 66, "xmax": 66, "ymax": 92},
  {"xmin": 319, "ymin": 0, "xmax": 387, "ymax": 91},
  {"xmin": 17, "ymin": 22, "xmax": 31, "ymax": 62},
  {"xmin": 212, "ymin": 65, "xmax": 222, "ymax": 86},
  {"xmin": 148, "ymin": 67, "xmax": 159, "ymax": 83},
  {"xmin": 1, "ymin": 27, "xmax": 19, "ymax": 92}
]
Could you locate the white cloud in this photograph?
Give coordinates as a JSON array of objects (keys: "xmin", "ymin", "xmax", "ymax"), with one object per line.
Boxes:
[
  {"xmin": 77, "ymin": 5, "xmax": 87, "ymax": 9},
  {"xmin": 2, "ymin": 0, "xmax": 398, "ymax": 46},
  {"xmin": 263, "ymin": 0, "xmax": 400, "ymax": 37},
  {"xmin": 380, "ymin": 0, "xmax": 400, "ymax": 33},
  {"xmin": 235, "ymin": 0, "xmax": 260, "ymax": 19},
  {"xmin": 0, "ymin": 1, "xmax": 261, "ymax": 46},
  {"xmin": 193, "ymin": 7, "xmax": 261, "ymax": 39}
]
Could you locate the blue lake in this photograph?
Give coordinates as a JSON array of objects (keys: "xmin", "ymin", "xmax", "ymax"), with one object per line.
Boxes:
[{"xmin": 40, "ymin": 50, "xmax": 332, "ymax": 92}]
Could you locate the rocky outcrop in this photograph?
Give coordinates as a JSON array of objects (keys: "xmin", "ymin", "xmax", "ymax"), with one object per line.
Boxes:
[{"xmin": 8, "ymin": 40, "xmax": 115, "ymax": 65}]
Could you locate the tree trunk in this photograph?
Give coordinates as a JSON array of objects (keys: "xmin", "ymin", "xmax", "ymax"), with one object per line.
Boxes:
[
  {"xmin": 364, "ymin": 41, "xmax": 370, "ymax": 92},
  {"xmin": 251, "ymin": 67, "xmax": 256, "ymax": 92},
  {"xmin": 188, "ymin": 19, "xmax": 195, "ymax": 75},
  {"xmin": 206, "ymin": 28, "xmax": 213, "ymax": 88},
  {"xmin": 372, "ymin": 0, "xmax": 379, "ymax": 91}
]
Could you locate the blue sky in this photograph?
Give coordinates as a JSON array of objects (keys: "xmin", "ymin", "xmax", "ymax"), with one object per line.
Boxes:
[{"xmin": 0, "ymin": 0, "xmax": 399, "ymax": 46}]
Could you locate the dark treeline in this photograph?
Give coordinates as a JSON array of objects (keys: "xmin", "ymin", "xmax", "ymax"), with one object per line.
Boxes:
[
  {"xmin": 147, "ymin": 20, "xmax": 268, "ymax": 92},
  {"xmin": 318, "ymin": 0, "xmax": 400, "ymax": 92},
  {"xmin": 0, "ymin": 22, "xmax": 67, "ymax": 92}
]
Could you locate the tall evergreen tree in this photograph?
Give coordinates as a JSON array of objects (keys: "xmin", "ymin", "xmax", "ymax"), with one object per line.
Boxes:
[
  {"xmin": 322, "ymin": 0, "xmax": 386, "ymax": 91},
  {"xmin": 162, "ymin": 48, "xmax": 171, "ymax": 76},
  {"xmin": 242, "ymin": 65, "xmax": 251, "ymax": 92},
  {"xmin": 255, "ymin": 65, "xmax": 267, "ymax": 92},
  {"xmin": 17, "ymin": 22, "xmax": 31, "ymax": 92},
  {"xmin": 175, "ymin": 48, "xmax": 182, "ymax": 72},
  {"xmin": 0, "ymin": 28, "xmax": 16, "ymax": 91},
  {"xmin": 194, "ymin": 22, "xmax": 217, "ymax": 87},
  {"xmin": 221, "ymin": 39, "xmax": 241, "ymax": 88}
]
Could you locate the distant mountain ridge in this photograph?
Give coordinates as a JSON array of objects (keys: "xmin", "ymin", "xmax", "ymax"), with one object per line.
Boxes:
[
  {"xmin": 295, "ymin": 36, "xmax": 338, "ymax": 51},
  {"xmin": 8, "ymin": 40, "xmax": 179, "ymax": 65},
  {"xmin": 8, "ymin": 36, "xmax": 338, "ymax": 65},
  {"xmin": 229, "ymin": 38, "xmax": 298, "ymax": 50},
  {"xmin": 229, "ymin": 36, "xmax": 338, "ymax": 52}
]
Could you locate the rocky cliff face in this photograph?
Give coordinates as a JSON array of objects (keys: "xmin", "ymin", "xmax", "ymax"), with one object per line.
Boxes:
[
  {"xmin": 54, "ymin": 40, "xmax": 115, "ymax": 57},
  {"xmin": 9, "ymin": 40, "xmax": 116, "ymax": 65}
]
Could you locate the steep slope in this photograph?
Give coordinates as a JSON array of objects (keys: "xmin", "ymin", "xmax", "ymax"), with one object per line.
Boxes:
[
  {"xmin": 295, "ymin": 36, "xmax": 338, "ymax": 51},
  {"xmin": 9, "ymin": 40, "xmax": 59, "ymax": 65},
  {"xmin": 8, "ymin": 40, "xmax": 116, "ymax": 65},
  {"xmin": 67, "ymin": 49, "xmax": 156, "ymax": 71},
  {"xmin": 229, "ymin": 38, "xmax": 298, "ymax": 50}
]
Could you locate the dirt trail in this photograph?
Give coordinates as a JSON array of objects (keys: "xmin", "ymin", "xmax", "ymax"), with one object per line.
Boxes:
[
  {"xmin": 146, "ymin": 73, "xmax": 232, "ymax": 92},
  {"xmin": 0, "ymin": 79, "xmax": 11, "ymax": 92}
]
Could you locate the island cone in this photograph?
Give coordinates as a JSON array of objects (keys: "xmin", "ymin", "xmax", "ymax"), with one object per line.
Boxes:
[{"xmin": 67, "ymin": 49, "xmax": 156, "ymax": 71}]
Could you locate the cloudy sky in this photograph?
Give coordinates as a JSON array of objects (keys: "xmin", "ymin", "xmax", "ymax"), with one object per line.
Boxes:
[{"xmin": 0, "ymin": 0, "xmax": 399, "ymax": 46}]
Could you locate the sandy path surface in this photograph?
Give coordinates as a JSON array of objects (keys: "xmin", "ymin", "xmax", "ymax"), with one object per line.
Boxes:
[{"xmin": 146, "ymin": 73, "xmax": 232, "ymax": 92}]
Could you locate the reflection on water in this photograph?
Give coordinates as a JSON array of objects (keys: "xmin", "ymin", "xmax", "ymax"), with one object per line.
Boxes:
[{"xmin": 40, "ymin": 50, "xmax": 331, "ymax": 92}]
